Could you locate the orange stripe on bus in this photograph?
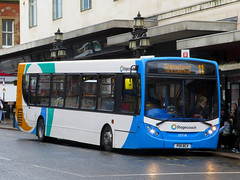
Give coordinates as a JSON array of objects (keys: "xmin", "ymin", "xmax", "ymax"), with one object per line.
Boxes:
[{"xmin": 16, "ymin": 64, "xmax": 33, "ymax": 131}]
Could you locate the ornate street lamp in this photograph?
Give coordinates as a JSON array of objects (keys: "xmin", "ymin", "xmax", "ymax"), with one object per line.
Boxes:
[
  {"xmin": 129, "ymin": 12, "xmax": 150, "ymax": 58},
  {"xmin": 54, "ymin": 28, "xmax": 63, "ymax": 41},
  {"xmin": 50, "ymin": 28, "xmax": 66, "ymax": 60}
]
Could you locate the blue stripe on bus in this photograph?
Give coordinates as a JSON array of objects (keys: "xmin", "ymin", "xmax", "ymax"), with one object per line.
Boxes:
[
  {"xmin": 122, "ymin": 59, "xmax": 145, "ymax": 149},
  {"xmin": 46, "ymin": 108, "xmax": 54, "ymax": 136},
  {"xmin": 121, "ymin": 116, "xmax": 138, "ymax": 149},
  {"xmin": 30, "ymin": 107, "xmax": 47, "ymax": 135}
]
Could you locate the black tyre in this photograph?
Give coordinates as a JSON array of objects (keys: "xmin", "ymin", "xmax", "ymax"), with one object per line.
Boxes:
[
  {"xmin": 101, "ymin": 126, "xmax": 113, "ymax": 151},
  {"xmin": 37, "ymin": 118, "xmax": 45, "ymax": 142}
]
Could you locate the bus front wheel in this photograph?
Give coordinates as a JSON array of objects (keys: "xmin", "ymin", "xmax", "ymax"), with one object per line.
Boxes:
[
  {"xmin": 37, "ymin": 118, "xmax": 45, "ymax": 142},
  {"xmin": 101, "ymin": 126, "xmax": 113, "ymax": 151}
]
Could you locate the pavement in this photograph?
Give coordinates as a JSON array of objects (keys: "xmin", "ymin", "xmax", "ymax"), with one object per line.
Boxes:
[
  {"xmin": 0, "ymin": 117, "xmax": 18, "ymax": 131},
  {"xmin": 0, "ymin": 118, "xmax": 240, "ymax": 160}
]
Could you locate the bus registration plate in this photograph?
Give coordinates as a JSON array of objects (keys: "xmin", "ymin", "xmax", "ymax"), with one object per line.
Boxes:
[{"xmin": 174, "ymin": 144, "xmax": 191, "ymax": 149}]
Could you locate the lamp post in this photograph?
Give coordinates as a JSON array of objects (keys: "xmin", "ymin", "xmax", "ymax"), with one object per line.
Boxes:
[
  {"xmin": 50, "ymin": 28, "xmax": 66, "ymax": 60},
  {"xmin": 129, "ymin": 12, "xmax": 150, "ymax": 58}
]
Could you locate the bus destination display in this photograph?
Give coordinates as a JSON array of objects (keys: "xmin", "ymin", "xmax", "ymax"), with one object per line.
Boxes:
[{"xmin": 146, "ymin": 60, "xmax": 216, "ymax": 75}]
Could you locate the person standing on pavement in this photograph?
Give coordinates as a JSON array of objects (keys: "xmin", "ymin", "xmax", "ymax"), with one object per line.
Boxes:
[
  {"xmin": 232, "ymin": 98, "xmax": 240, "ymax": 153},
  {"xmin": 0, "ymin": 97, "xmax": 4, "ymax": 123}
]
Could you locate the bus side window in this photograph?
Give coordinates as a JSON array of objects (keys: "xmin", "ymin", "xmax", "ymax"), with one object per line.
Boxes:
[
  {"xmin": 65, "ymin": 75, "xmax": 81, "ymax": 108},
  {"xmin": 81, "ymin": 75, "xmax": 97, "ymax": 110},
  {"xmin": 121, "ymin": 76, "xmax": 140, "ymax": 114},
  {"xmin": 97, "ymin": 75, "xmax": 115, "ymax": 111},
  {"xmin": 51, "ymin": 75, "xmax": 65, "ymax": 107},
  {"xmin": 29, "ymin": 76, "xmax": 37, "ymax": 105},
  {"xmin": 22, "ymin": 74, "xmax": 29, "ymax": 104},
  {"xmin": 37, "ymin": 75, "xmax": 50, "ymax": 106}
]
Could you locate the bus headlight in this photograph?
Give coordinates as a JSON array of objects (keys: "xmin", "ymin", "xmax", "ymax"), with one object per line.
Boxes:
[
  {"xmin": 208, "ymin": 129, "xmax": 213, "ymax": 135},
  {"xmin": 150, "ymin": 129, "xmax": 155, "ymax": 134},
  {"xmin": 212, "ymin": 126, "xmax": 217, "ymax": 131},
  {"xmin": 145, "ymin": 124, "xmax": 160, "ymax": 137},
  {"xmin": 204, "ymin": 126, "xmax": 217, "ymax": 137}
]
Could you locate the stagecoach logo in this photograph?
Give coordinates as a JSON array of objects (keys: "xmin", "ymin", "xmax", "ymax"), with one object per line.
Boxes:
[
  {"xmin": 120, "ymin": 65, "xmax": 130, "ymax": 72},
  {"xmin": 171, "ymin": 124, "xmax": 177, "ymax": 130},
  {"xmin": 171, "ymin": 124, "xmax": 197, "ymax": 130}
]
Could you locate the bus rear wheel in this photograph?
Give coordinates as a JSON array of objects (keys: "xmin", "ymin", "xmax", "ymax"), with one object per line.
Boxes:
[
  {"xmin": 101, "ymin": 126, "xmax": 113, "ymax": 151},
  {"xmin": 37, "ymin": 119, "xmax": 45, "ymax": 142}
]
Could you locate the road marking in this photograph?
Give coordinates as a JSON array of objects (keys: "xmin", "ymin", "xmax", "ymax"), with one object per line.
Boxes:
[
  {"xmin": 31, "ymin": 165, "xmax": 240, "ymax": 178},
  {"xmin": 32, "ymin": 164, "xmax": 86, "ymax": 178},
  {"xmin": 167, "ymin": 163, "xmax": 186, "ymax": 167},
  {"xmin": 86, "ymin": 171, "xmax": 240, "ymax": 178},
  {"xmin": 0, "ymin": 157, "xmax": 11, "ymax": 161}
]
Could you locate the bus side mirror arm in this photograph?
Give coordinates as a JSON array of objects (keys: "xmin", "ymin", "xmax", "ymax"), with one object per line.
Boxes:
[{"xmin": 130, "ymin": 65, "xmax": 138, "ymax": 76}]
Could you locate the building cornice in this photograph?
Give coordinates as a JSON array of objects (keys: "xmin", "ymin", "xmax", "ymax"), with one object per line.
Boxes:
[
  {"xmin": 158, "ymin": 0, "xmax": 239, "ymax": 21},
  {"xmin": 0, "ymin": 19, "xmax": 155, "ymax": 58}
]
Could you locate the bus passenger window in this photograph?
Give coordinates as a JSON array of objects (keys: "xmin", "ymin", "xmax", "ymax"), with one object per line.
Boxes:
[
  {"xmin": 37, "ymin": 75, "xmax": 50, "ymax": 106},
  {"xmin": 65, "ymin": 75, "xmax": 81, "ymax": 108},
  {"xmin": 51, "ymin": 75, "xmax": 65, "ymax": 107},
  {"xmin": 81, "ymin": 75, "xmax": 97, "ymax": 110},
  {"xmin": 29, "ymin": 76, "xmax": 37, "ymax": 105},
  {"xmin": 22, "ymin": 75, "xmax": 29, "ymax": 104},
  {"xmin": 97, "ymin": 75, "xmax": 115, "ymax": 111}
]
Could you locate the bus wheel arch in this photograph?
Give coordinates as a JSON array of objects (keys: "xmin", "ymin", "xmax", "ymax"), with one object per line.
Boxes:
[
  {"xmin": 100, "ymin": 124, "xmax": 113, "ymax": 151},
  {"xmin": 37, "ymin": 116, "xmax": 46, "ymax": 142}
]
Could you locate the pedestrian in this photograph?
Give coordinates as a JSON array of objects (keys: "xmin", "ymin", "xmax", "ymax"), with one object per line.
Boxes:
[
  {"xmin": 232, "ymin": 98, "xmax": 240, "ymax": 153},
  {"xmin": 229, "ymin": 103, "xmax": 237, "ymax": 126},
  {"xmin": 220, "ymin": 104, "xmax": 228, "ymax": 128},
  {"xmin": 0, "ymin": 97, "xmax": 4, "ymax": 123}
]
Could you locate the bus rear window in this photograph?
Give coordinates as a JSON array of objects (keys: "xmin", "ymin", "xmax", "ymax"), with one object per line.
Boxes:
[{"xmin": 22, "ymin": 74, "xmax": 29, "ymax": 104}]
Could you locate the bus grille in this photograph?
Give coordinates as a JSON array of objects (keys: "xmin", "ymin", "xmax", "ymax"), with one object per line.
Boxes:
[{"xmin": 17, "ymin": 108, "xmax": 23, "ymax": 127}]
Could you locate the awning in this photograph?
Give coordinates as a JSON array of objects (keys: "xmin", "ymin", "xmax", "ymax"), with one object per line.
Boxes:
[
  {"xmin": 107, "ymin": 21, "xmax": 237, "ymax": 46},
  {"xmin": 177, "ymin": 30, "xmax": 240, "ymax": 50},
  {"xmin": 0, "ymin": 72, "xmax": 14, "ymax": 76}
]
